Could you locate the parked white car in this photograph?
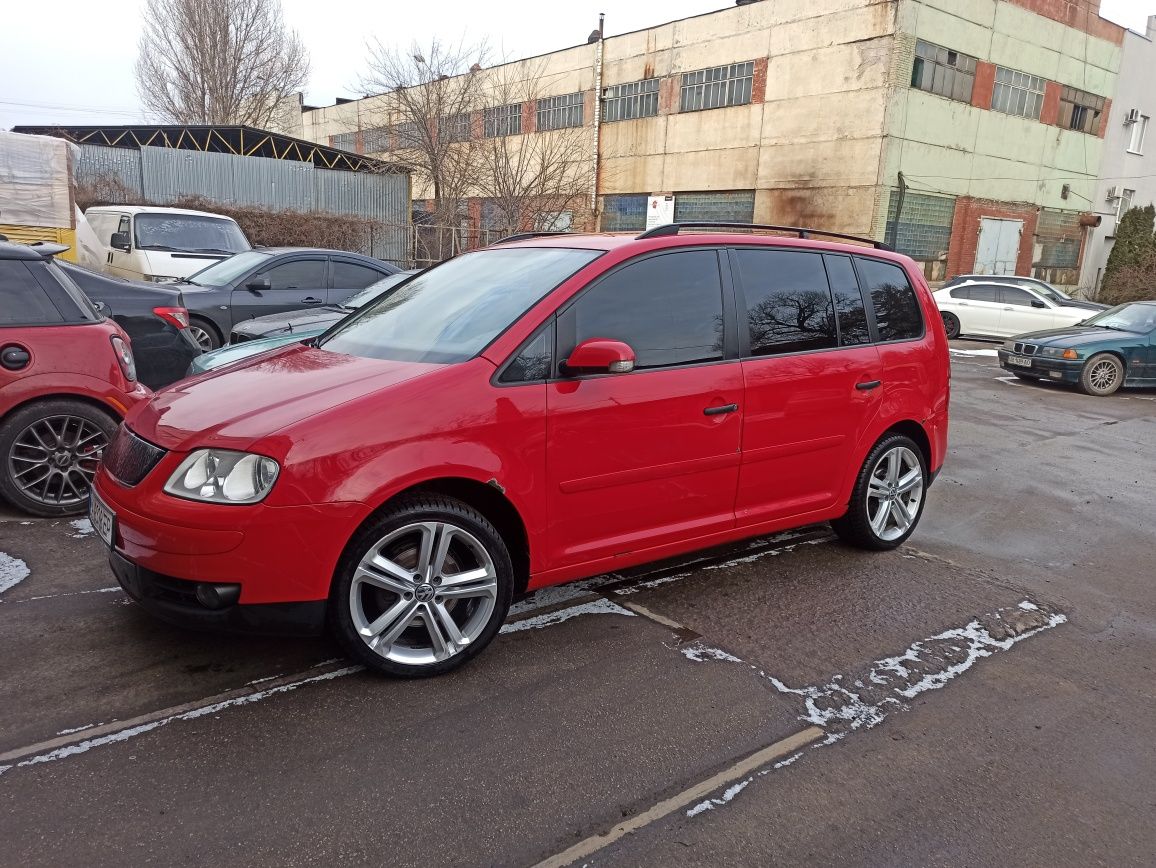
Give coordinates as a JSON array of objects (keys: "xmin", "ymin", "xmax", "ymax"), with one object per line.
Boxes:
[
  {"xmin": 933, "ymin": 280, "xmax": 1091, "ymax": 339},
  {"xmin": 84, "ymin": 206, "xmax": 251, "ymax": 283}
]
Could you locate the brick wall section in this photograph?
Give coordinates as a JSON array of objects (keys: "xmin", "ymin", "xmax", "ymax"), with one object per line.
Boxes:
[
  {"xmin": 1041, "ymin": 81, "xmax": 1062, "ymax": 125},
  {"xmin": 971, "ymin": 61, "xmax": 996, "ymax": 110},
  {"xmin": 658, "ymin": 76, "xmax": 679, "ymax": 115},
  {"xmin": 583, "ymin": 89, "xmax": 597, "ymax": 127},
  {"xmin": 470, "ymin": 111, "xmax": 484, "ymax": 140},
  {"xmin": 752, "ymin": 57, "xmax": 768, "ymax": 104},
  {"xmin": 1099, "ymin": 98, "xmax": 1112, "ymax": 137},
  {"xmin": 521, "ymin": 101, "xmax": 537, "ymax": 135},
  {"xmin": 1004, "ymin": 0, "xmax": 1124, "ymax": 44},
  {"xmin": 946, "ymin": 197, "xmax": 1039, "ymax": 277},
  {"xmin": 354, "ymin": 131, "xmax": 365, "ymax": 154}
]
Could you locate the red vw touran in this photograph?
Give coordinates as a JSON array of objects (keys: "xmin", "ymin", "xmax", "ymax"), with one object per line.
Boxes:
[{"xmin": 92, "ymin": 225, "xmax": 950, "ymax": 677}]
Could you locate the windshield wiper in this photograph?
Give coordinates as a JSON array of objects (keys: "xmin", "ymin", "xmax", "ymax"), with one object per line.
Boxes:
[
  {"xmin": 189, "ymin": 248, "xmax": 236, "ymax": 255},
  {"xmin": 137, "ymin": 244, "xmax": 181, "ymax": 252}
]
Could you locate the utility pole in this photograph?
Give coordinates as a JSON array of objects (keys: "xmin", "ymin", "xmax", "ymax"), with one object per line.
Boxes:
[{"xmin": 886, "ymin": 171, "xmax": 906, "ymax": 250}]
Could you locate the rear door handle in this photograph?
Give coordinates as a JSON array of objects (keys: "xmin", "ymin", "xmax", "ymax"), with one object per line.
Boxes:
[
  {"xmin": 301, "ymin": 296, "xmax": 324, "ymax": 305},
  {"xmin": 703, "ymin": 403, "xmax": 739, "ymax": 416},
  {"xmin": 855, "ymin": 380, "xmax": 882, "ymax": 391}
]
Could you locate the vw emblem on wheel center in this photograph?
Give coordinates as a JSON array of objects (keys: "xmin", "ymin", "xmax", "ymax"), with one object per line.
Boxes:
[{"xmin": 414, "ymin": 583, "xmax": 436, "ymax": 603}]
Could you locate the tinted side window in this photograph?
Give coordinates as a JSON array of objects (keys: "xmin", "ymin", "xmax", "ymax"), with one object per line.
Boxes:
[
  {"xmin": 262, "ymin": 259, "xmax": 326, "ymax": 290},
  {"xmin": 950, "ymin": 287, "xmax": 971, "ymax": 299},
  {"xmin": 0, "ymin": 261, "xmax": 64, "ymax": 325},
  {"xmin": 500, "ymin": 326, "xmax": 554, "ymax": 383},
  {"xmin": 857, "ymin": 259, "xmax": 923, "ymax": 342},
  {"xmin": 332, "ymin": 261, "xmax": 387, "ymax": 291},
  {"xmin": 1000, "ymin": 286, "xmax": 1037, "ymax": 306},
  {"xmin": 824, "ymin": 254, "xmax": 871, "ymax": 346},
  {"xmin": 969, "ymin": 285, "xmax": 1000, "ymax": 303},
  {"xmin": 735, "ymin": 249, "xmax": 836, "ymax": 355},
  {"xmin": 569, "ymin": 250, "xmax": 723, "ymax": 369}
]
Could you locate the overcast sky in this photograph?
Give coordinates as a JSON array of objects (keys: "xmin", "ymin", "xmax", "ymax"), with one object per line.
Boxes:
[{"xmin": 1, "ymin": 0, "xmax": 1153, "ymax": 130}]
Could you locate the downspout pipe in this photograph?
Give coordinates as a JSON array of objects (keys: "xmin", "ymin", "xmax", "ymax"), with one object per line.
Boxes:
[{"xmin": 591, "ymin": 13, "xmax": 604, "ymax": 229}]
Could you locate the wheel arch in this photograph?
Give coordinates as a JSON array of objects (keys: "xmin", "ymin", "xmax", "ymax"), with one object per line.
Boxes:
[
  {"xmin": 883, "ymin": 419, "xmax": 932, "ymax": 471},
  {"xmin": 0, "ymin": 392, "xmax": 123, "ymax": 429}
]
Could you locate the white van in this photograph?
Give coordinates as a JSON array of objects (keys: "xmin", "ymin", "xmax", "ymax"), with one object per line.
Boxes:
[{"xmin": 84, "ymin": 206, "xmax": 252, "ymax": 283}]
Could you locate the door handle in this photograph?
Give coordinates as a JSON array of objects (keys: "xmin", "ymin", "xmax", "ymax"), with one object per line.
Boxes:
[
  {"xmin": 301, "ymin": 296, "xmax": 324, "ymax": 305},
  {"xmin": 1002, "ymin": 306, "xmax": 1013, "ymax": 311},
  {"xmin": 703, "ymin": 403, "xmax": 738, "ymax": 416},
  {"xmin": 855, "ymin": 380, "xmax": 882, "ymax": 391}
]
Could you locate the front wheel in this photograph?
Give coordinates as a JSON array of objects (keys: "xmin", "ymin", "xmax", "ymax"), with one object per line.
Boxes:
[
  {"xmin": 941, "ymin": 311, "xmax": 961, "ymax": 339},
  {"xmin": 1078, "ymin": 353, "xmax": 1124, "ymax": 396},
  {"xmin": 330, "ymin": 495, "xmax": 514, "ymax": 677},
  {"xmin": 831, "ymin": 434, "xmax": 928, "ymax": 551}
]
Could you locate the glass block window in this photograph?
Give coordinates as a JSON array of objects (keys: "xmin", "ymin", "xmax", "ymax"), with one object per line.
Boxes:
[
  {"xmin": 537, "ymin": 93, "xmax": 585, "ymax": 131},
  {"xmin": 992, "ymin": 67, "xmax": 1045, "ymax": 120},
  {"xmin": 680, "ymin": 62, "xmax": 755, "ymax": 112},
  {"xmin": 484, "ymin": 103, "xmax": 522, "ymax": 137},
  {"xmin": 362, "ymin": 127, "xmax": 390, "ymax": 153},
  {"xmin": 603, "ymin": 79, "xmax": 660, "ymax": 122},
  {"xmin": 673, "ymin": 190, "xmax": 756, "ymax": 223},
  {"xmin": 1059, "ymin": 86, "xmax": 1106, "ymax": 135},
  {"xmin": 911, "ymin": 40, "xmax": 976, "ymax": 103},
  {"xmin": 393, "ymin": 121, "xmax": 424, "ymax": 149},
  {"xmin": 441, "ymin": 113, "xmax": 471, "ymax": 143},
  {"xmin": 1035, "ymin": 209, "xmax": 1082, "ymax": 268},
  {"xmin": 601, "ymin": 194, "xmax": 648, "ymax": 232},
  {"xmin": 885, "ymin": 191, "xmax": 956, "ymax": 260},
  {"xmin": 331, "ymin": 132, "xmax": 356, "ymax": 151}
]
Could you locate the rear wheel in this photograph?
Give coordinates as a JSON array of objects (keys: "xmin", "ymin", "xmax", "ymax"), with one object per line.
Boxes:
[
  {"xmin": 941, "ymin": 311, "xmax": 961, "ymax": 339},
  {"xmin": 1078, "ymin": 353, "xmax": 1123, "ymax": 396},
  {"xmin": 330, "ymin": 495, "xmax": 514, "ymax": 677},
  {"xmin": 188, "ymin": 317, "xmax": 221, "ymax": 351},
  {"xmin": 831, "ymin": 434, "xmax": 927, "ymax": 551},
  {"xmin": 0, "ymin": 399, "xmax": 118, "ymax": 517}
]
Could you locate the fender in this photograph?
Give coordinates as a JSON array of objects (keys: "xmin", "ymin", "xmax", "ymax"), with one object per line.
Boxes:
[{"xmin": 0, "ymin": 373, "xmax": 148, "ymax": 421}]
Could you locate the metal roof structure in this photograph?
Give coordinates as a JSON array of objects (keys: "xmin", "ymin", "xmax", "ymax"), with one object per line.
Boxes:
[{"xmin": 11, "ymin": 124, "xmax": 405, "ymax": 175}]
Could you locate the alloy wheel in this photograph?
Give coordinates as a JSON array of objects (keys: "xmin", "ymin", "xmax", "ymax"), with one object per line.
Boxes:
[
  {"xmin": 1087, "ymin": 358, "xmax": 1119, "ymax": 393},
  {"xmin": 7, "ymin": 415, "xmax": 108, "ymax": 508},
  {"xmin": 188, "ymin": 325, "xmax": 216, "ymax": 351},
  {"xmin": 865, "ymin": 446, "xmax": 924, "ymax": 542},
  {"xmin": 349, "ymin": 521, "xmax": 499, "ymax": 666}
]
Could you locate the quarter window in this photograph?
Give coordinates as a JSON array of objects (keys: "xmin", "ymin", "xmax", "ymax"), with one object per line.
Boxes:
[
  {"xmin": 911, "ymin": 41, "xmax": 976, "ymax": 103},
  {"xmin": 536, "ymin": 93, "xmax": 584, "ymax": 131},
  {"xmin": 992, "ymin": 67, "xmax": 1045, "ymax": 120},
  {"xmin": 824, "ymin": 255, "xmax": 871, "ymax": 346},
  {"xmin": 262, "ymin": 259, "xmax": 327, "ymax": 290},
  {"xmin": 603, "ymin": 79, "xmax": 659, "ymax": 122},
  {"xmin": 569, "ymin": 251, "xmax": 724, "ymax": 369},
  {"xmin": 735, "ymin": 249, "xmax": 837, "ymax": 356},
  {"xmin": 500, "ymin": 327, "xmax": 554, "ymax": 383},
  {"xmin": 0, "ymin": 261, "xmax": 64, "ymax": 325},
  {"xmin": 680, "ymin": 62, "xmax": 754, "ymax": 112},
  {"xmin": 856, "ymin": 259, "xmax": 923, "ymax": 342}
]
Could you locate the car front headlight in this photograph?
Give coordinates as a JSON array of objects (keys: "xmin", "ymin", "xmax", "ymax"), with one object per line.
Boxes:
[
  {"xmin": 164, "ymin": 449, "xmax": 280, "ymax": 504},
  {"xmin": 144, "ymin": 275, "xmax": 180, "ymax": 284},
  {"xmin": 1041, "ymin": 347, "xmax": 1080, "ymax": 359}
]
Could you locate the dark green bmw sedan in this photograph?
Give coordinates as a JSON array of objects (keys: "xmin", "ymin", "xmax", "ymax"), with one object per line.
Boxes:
[{"xmin": 997, "ymin": 301, "xmax": 1156, "ymax": 396}]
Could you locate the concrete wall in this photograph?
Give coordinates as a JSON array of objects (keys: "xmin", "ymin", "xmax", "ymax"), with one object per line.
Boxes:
[{"xmin": 1080, "ymin": 17, "xmax": 1156, "ymax": 291}]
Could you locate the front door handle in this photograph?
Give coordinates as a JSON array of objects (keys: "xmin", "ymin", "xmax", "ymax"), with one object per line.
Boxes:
[
  {"xmin": 301, "ymin": 296, "xmax": 324, "ymax": 305},
  {"xmin": 703, "ymin": 403, "xmax": 739, "ymax": 416},
  {"xmin": 855, "ymin": 380, "xmax": 882, "ymax": 391}
]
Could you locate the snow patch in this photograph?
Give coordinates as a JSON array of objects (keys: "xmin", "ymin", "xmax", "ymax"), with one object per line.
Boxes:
[
  {"xmin": 702, "ymin": 538, "xmax": 826, "ymax": 570},
  {"xmin": 501, "ymin": 598, "xmax": 635, "ymax": 633},
  {"xmin": 613, "ymin": 571, "xmax": 693, "ymax": 595},
  {"xmin": 509, "ymin": 575, "xmax": 615, "ymax": 616},
  {"xmin": 680, "ymin": 643, "xmax": 743, "ymax": 664},
  {"xmin": 686, "ymin": 779, "xmax": 751, "ymax": 817},
  {"xmin": 69, "ymin": 518, "xmax": 95, "ymax": 538},
  {"xmin": 0, "ymin": 553, "xmax": 31, "ymax": 595},
  {"xmin": 949, "ymin": 348, "xmax": 999, "ymax": 357}
]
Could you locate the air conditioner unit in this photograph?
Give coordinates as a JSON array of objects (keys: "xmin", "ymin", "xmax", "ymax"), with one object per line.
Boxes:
[
  {"xmin": 1124, "ymin": 108, "xmax": 1141, "ymax": 125},
  {"xmin": 1106, "ymin": 185, "xmax": 1120, "ymax": 201}
]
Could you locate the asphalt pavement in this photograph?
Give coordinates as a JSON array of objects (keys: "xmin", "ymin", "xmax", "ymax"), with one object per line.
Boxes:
[{"xmin": 1, "ymin": 341, "xmax": 1153, "ymax": 866}]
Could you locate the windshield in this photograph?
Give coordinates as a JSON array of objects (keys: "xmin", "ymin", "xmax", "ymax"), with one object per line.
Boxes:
[
  {"xmin": 339, "ymin": 271, "xmax": 417, "ymax": 309},
  {"xmin": 185, "ymin": 250, "xmax": 272, "ymax": 286},
  {"xmin": 134, "ymin": 214, "xmax": 250, "ymax": 254},
  {"xmin": 320, "ymin": 248, "xmax": 602, "ymax": 363},
  {"xmin": 1082, "ymin": 303, "xmax": 1156, "ymax": 333}
]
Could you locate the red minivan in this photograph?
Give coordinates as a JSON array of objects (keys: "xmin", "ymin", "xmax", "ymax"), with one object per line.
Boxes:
[
  {"xmin": 1, "ymin": 241, "xmax": 150, "ymax": 516},
  {"xmin": 93, "ymin": 225, "xmax": 950, "ymax": 676}
]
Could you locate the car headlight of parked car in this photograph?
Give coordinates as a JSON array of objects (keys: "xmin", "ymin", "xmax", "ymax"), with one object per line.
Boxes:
[
  {"xmin": 143, "ymin": 275, "xmax": 181, "ymax": 284},
  {"xmin": 164, "ymin": 449, "xmax": 280, "ymax": 504},
  {"xmin": 1040, "ymin": 347, "xmax": 1080, "ymax": 359}
]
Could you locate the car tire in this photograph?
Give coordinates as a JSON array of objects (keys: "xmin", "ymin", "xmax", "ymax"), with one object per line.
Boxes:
[
  {"xmin": 831, "ymin": 433, "xmax": 927, "ymax": 551},
  {"xmin": 1077, "ymin": 353, "xmax": 1124, "ymax": 397},
  {"xmin": 188, "ymin": 317, "xmax": 221, "ymax": 351},
  {"xmin": 329, "ymin": 494, "xmax": 514, "ymax": 678},
  {"xmin": 0, "ymin": 399, "xmax": 119, "ymax": 517},
  {"xmin": 941, "ymin": 312, "xmax": 961, "ymax": 339}
]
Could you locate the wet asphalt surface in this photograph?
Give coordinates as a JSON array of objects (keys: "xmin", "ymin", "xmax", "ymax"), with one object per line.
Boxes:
[{"xmin": 1, "ymin": 342, "xmax": 1153, "ymax": 866}]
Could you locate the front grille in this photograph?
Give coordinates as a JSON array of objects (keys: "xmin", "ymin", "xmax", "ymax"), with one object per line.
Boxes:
[
  {"xmin": 1012, "ymin": 342, "xmax": 1039, "ymax": 355},
  {"xmin": 102, "ymin": 426, "xmax": 167, "ymax": 487}
]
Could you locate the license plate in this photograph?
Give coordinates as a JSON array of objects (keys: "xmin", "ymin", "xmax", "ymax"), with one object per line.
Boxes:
[
  {"xmin": 89, "ymin": 490, "xmax": 116, "ymax": 548},
  {"xmin": 1008, "ymin": 355, "xmax": 1033, "ymax": 368}
]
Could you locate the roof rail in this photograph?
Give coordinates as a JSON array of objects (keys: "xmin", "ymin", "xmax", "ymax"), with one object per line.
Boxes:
[
  {"xmin": 636, "ymin": 222, "xmax": 894, "ymax": 251},
  {"xmin": 492, "ymin": 231, "xmax": 571, "ymax": 244}
]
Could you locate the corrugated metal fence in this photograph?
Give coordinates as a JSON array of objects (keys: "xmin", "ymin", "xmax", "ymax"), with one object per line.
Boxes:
[{"xmin": 74, "ymin": 144, "xmax": 409, "ymax": 263}]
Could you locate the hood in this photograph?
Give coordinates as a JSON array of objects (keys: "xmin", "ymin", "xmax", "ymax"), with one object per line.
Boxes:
[
  {"xmin": 132, "ymin": 344, "xmax": 438, "ymax": 452},
  {"xmin": 1056, "ymin": 299, "xmax": 1108, "ymax": 311},
  {"xmin": 1011, "ymin": 325, "xmax": 1144, "ymax": 347},
  {"xmin": 231, "ymin": 308, "xmax": 346, "ymax": 338}
]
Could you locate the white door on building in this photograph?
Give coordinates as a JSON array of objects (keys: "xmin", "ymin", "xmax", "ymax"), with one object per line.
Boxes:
[{"xmin": 975, "ymin": 218, "xmax": 1023, "ymax": 275}]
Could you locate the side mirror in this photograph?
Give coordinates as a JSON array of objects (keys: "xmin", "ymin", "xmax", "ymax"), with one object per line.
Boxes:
[
  {"xmin": 246, "ymin": 276, "xmax": 271, "ymax": 292},
  {"xmin": 1031, "ymin": 299, "xmax": 1047, "ymax": 309},
  {"xmin": 563, "ymin": 338, "xmax": 636, "ymax": 375},
  {"xmin": 110, "ymin": 232, "xmax": 131, "ymax": 252},
  {"xmin": 92, "ymin": 300, "xmax": 109, "ymax": 315}
]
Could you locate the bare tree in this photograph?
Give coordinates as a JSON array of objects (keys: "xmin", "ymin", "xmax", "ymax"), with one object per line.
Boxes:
[{"xmin": 135, "ymin": 0, "xmax": 309, "ymax": 128}]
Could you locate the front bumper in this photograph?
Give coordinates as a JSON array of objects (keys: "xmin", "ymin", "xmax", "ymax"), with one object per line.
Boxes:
[{"xmin": 997, "ymin": 350, "xmax": 1082, "ymax": 384}]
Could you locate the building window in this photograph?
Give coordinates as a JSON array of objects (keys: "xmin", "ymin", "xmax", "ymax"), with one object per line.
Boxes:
[
  {"xmin": 362, "ymin": 127, "xmax": 390, "ymax": 153},
  {"xmin": 673, "ymin": 190, "xmax": 756, "ymax": 223},
  {"xmin": 680, "ymin": 61, "xmax": 755, "ymax": 112},
  {"xmin": 1128, "ymin": 114, "xmax": 1149, "ymax": 154},
  {"xmin": 331, "ymin": 132, "xmax": 356, "ymax": 151},
  {"xmin": 1118, "ymin": 188, "xmax": 1135, "ymax": 217},
  {"xmin": 992, "ymin": 67, "xmax": 1045, "ymax": 120},
  {"xmin": 441, "ymin": 113, "xmax": 471, "ymax": 143},
  {"xmin": 536, "ymin": 93, "xmax": 584, "ymax": 131},
  {"xmin": 603, "ymin": 79, "xmax": 660, "ymax": 122},
  {"xmin": 911, "ymin": 40, "xmax": 976, "ymax": 103},
  {"xmin": 484, "ymin": 104, "xmax": 522, "ymax": 138},
  {"xmin": 394, "ymin": 121, "xmax": 423, "ymax": 149},
  {"xmin": 1059, "ymin": 86, "xmax": 1106, "ymax": 134},
  {"xmin": 885, "ymin": 190, "xmax": 955, "ymax": 260},
  {"xmin": 601, "ymin": 194, "xmax": 648, "ymax": 231},
  {"xmin": 1035, "ymin": 209, "xmax": 1082, "ymax": 269}
]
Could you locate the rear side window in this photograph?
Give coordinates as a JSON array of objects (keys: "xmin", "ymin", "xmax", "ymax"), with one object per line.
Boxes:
[
  {"xmin": 332, "ymin": 261, "xmax": 387, "ymax": 291},
  {"xmin": 969, "ymin": 285, "xmax": 1000, "ymax": 303},
  {"xmin": 856, "ymin": 258, "xmax": 923, "ymax": 342},
  {"xmin": 0, "ymin": 261, "xmax": 64, "ymax": 325},
  {"xmin": 950, "ymin": 287, "xmax": 971, "ymax": 299},
  {"xmin": 824, "ymin": 254, "xmax": 871, "ymax": 346},
  {"xmin": 569, "ymin": 250, "xmax": 724, "ymax": 369},
  {"xmin": 735, "ymin": 249, "xmax": 837, "ymax": 355}
]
